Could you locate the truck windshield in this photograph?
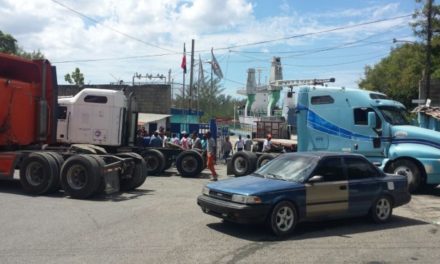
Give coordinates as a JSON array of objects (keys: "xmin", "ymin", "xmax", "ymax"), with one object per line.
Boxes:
[
  {"xmin": 377, "ymin": 106, "xmax": 410, "ymax": 125},
  {"xmin": 255, "ymin": 155, "xmax": 318, "ymax": 183}
]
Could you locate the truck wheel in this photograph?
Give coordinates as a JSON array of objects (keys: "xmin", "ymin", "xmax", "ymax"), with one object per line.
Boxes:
[
  {"xmin": 60, "ymin": 155, "xmax": 101, "ymax": 199},
  {"xmin": 44, "ymin": 152, "xmax": 64, "ymax": 193},
  {"xmin": 176, "ymin": 150, "xmax": 203, "ymax": 177},
  {"xmin": 118, "ymin": 153, "xmax": 148, "ymax": 191},
  {"xmin": 19, "ymin": 152, "xmax": 58, "ymax": 195},
  {"xmin": 370, "ymin": 195, "xmax": 393, "ymax": 223},
  {"xmin": 257, "ymin": 154, "xmax": 274, "ymax": 168},
  {"xmin": 268, "ymin": 201, "xmax": 297, "ymax": 237},
  {"xmin": 231, "ymin": 151, "xmax": 257, "ymax": 176},
  {"xmin": 387, "ymin": 159, "xmax": 422, "ymax": 193},
  {"xmin": 163, "ymin": 159, "xmax": 173, "ymax": 171},
  {"xmin": 142, "ymin": 149, "xmax": 165, "ymax": 175}
]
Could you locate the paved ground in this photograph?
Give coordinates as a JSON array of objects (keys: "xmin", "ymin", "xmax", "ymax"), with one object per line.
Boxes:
[{"xmin": 1, "ymin": 164, "xmax": 440, "ymax": 264}]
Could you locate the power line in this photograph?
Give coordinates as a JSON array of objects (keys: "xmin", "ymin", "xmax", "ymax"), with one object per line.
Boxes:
[
  {"xmin": 197, "ymin": 14, "xmax": 412, "ymax": 52},
  {"xmin": 50, "ymin": 0, "xmax": 176, "ymax": 52},
  {"xmin": 53, "ymin": 51, "xmax": 179, "ymax": 64},
  {"xmin": 283, "ymin": 54, "xmax": 389, "ymax": 68}
]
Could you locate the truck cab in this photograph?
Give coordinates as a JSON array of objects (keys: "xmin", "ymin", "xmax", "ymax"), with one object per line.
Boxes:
[
  {"xmin": 295, "ymin": 85, "xmax": 440, "ymax": 192},
  {"xmin": 57, "ymin": 88, "xmax": 129, "ymax": 146}
]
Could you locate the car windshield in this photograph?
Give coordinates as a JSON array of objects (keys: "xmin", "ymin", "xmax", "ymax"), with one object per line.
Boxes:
[
  {"xmin": 255, "ymin": 155, "xmax": 318, "ymax": 182},
  {"xmin": 378, "ymin": 106, "xmax": 410, "ymax": 125}
]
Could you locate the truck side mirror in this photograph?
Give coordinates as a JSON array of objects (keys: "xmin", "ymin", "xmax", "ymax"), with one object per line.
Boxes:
[{"xmin": 368, "ymin": 112, "xmax": 376, "ymax": 128}]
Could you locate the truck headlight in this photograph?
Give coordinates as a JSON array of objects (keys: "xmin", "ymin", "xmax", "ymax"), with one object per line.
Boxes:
[
  {"xmin": 231, "ymin": 194, "xmax": 262, "ymax": 204},
  {"xmin": 202, "ymin": 186, "xmax": 210, "ymax": 196}
]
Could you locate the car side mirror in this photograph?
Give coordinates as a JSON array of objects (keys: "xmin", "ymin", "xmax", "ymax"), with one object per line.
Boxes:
[
  {"xmin": 368, "ymin": 112, "xmax": 376, "ymax": 128},
  {"xmin": 308, "ymin": 175, "xmax": 323, "ymax": 184}
]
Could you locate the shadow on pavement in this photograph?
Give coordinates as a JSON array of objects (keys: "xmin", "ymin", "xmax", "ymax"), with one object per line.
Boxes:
[
  {"xmin": 418, "ymin": 185, "xmax": 440, "ymax": 196},
  {"xmin": 0, "ymin": 179, "xmax": 155, "ymax": 202},
  {"xmin": 206, "ymin": 215, "xmax": 429, "ymax": 242}
]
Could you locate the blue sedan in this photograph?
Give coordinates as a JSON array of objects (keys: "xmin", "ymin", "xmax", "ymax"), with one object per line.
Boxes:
[{"xmin": 197, "ymin": 152, "xmax": 411, "ymax": 237}]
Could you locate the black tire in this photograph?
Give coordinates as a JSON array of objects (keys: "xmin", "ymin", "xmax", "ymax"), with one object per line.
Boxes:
[
  {"xmin": 163, "ymin": 158, "xmax": 173, "ymax": 171},
  {"xmin": 44, "ymin": 152, "xmax": 64, "ymax": 193},
  {"xmin": 60, "ymin": 155, "xmax": 101, "ymax": 199},
  {"xmin": 118, "ymin": 153, "xmax": 148, "ymax": 191},
  {"xmin": 370, "ymin": 195, "xmax": 393, "ymax": 223},
  {"xmin": 257, "ymin": 154, "xmax": 275, "ymax": 168},
  {"xmin": 268, "ymin": 201, "xmax": 297, "ymax": 237},
  {"xmin": 176, "ymin": 150, "xmax": 203, "ymax": 177},
  {"xmin": 142, "ymin": 149, "xmax": 166, "ymax": 175},
  {"xmin": 231, "ymin": 151, "xmax": 257, "ymax": 176},
  {"xmin": 19, "ymin": 152, "xmax": 59, "ymax": 195},
  {"xmin": 387, "ymin": 159, "xmax": 422, "ymax": 193}
]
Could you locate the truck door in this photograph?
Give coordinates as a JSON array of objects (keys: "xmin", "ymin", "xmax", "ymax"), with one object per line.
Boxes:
[
  {"xmin": 351, "ymin": 107, "xmax": 384, "ymax": 158},
  {"xmin": 56, "ymin": 105, "xmax": 69, "ymax": 142}
]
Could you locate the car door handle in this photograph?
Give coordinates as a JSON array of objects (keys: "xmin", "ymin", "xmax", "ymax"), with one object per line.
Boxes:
[{"xmin": 339, "ymin": 185, "xmax": 347, "ymax": 190}]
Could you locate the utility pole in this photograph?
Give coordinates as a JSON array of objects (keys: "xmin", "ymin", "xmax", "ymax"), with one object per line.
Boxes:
[
  {"xmin": 189, "ymin": 39, "xmax": 195, "ymax": 111},
  {"xmin": 426, "ymin": 0, "xmax": 433, "ymax": 99}
]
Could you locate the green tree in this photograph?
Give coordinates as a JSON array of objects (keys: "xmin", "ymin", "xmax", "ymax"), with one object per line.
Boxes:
[
  {"xmin": 64, "ymin": 68, "xmax": 85, "ymax": 87},
  {"xmin": 0, "ymin": 30, "xmax": 18, "ymax": 54},
  {"xmin": 359, "ymin": 44, "xmax": 425, "ymax": 107},
  {"xmin": 0, "ymin": 30, "xmax": 44, "ymax": 59}
]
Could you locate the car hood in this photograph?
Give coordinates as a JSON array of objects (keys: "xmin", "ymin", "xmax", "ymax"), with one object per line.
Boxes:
[
  {"xmin": 391, "ymin": 125, "xmax": 440, "ymax": 145},
  {"xmin": 207, "ymin": 175, "xmax": 303, "ymax": 196}
]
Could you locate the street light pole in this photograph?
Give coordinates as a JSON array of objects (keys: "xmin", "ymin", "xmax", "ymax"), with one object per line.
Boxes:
[{"xmin": 426, "ymin": 0, "xmax": 433, "ymax": 99}]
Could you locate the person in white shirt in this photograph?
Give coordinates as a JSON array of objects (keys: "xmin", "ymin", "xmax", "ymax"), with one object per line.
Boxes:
[
  {"xmin": 235, "ymin": 135, "xmax": 244, "ymax": 151},
  {"xmin": 263, "ymin": 134, "xmax": 272, "ymax": 152}
]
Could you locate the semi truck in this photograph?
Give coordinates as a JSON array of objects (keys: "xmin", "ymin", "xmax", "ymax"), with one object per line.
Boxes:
[
  {"xmin": 56, "ymin": 87, "xmax": 206, "ymax": 178},
  {"xmin": 0, "ymin": 53, "xmax": 148, "ymax": 199},
  {"xmin": 229, "ymin": 82, "xmax": 440, "ymax": 192}
]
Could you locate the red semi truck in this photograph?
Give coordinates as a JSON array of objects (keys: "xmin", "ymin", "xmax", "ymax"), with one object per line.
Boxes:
[{"xmin": 0, "ymin": 53, "xmax": 146, "ymax": 199}]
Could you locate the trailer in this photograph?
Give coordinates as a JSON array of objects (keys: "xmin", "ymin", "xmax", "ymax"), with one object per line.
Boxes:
[{"xmin": 0, "ymin": 53, "xmax": 147, "ymax": 199}]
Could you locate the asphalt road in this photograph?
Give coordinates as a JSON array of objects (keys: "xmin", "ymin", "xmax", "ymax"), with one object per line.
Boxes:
[{"xmin": 1, "ymin": 164, "xmax": 440, "ymax": 264}]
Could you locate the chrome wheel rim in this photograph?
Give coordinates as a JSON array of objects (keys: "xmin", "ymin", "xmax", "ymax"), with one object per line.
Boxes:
[
  {"xmin": 394, "ymin": 166, "xmax": 414, "ymax": 185},
  {"xmin": 234, "ymin": 156, "xmax": 247, "ymax": 174},
  {"xmin": 25, "ymin": 161, "xmax": 45, "ymax": 186},
  {"xmin": 375, "ymin": 198, "xmax": 391, "ymax": 221},
  {"xmin": 66, "ymin": 164, "xmax": 88, "ymax": 190},
  {"xmin": 275, "ymin": 206, "xmax": 294, "ymax": 232}
]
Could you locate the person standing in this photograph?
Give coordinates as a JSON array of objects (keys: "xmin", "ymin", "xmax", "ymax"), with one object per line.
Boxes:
[
  {"xmin": 221, "ymin": 136, "xmax": 233, "ymax": 164},
  {"xmin": 235, "ymin": 135, "xmax": 244, "ymax": 152},
  {"xmin": 180, "ymin": 132, "xmax": 189, "ymax": 149},
  {"xmin": 170, "ymin": 133, "xmax": 179, "ymax": 145},
  {"xmin": 244, "ymin": 135, "xmax": 253, "ymax": 151},
  {"xmin": 149, "ymin": 131, "xmax": 163, "ymax": 147},
  {"xmin": 192, "ymin": 132, "xmax": 202, "ymax": 150},
  {"xmin": 263, "ymin": 134, "xmax": 272, "ymax": 152},
  {"xmin": 206, "ymin": 131, "xmax": 218, "ymax": 181}
]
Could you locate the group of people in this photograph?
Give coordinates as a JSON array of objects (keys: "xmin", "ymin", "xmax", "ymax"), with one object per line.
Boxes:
[
  {"xmin": 220, "ymin": 134, "xmax": 253, "ymax": 163},
  {"xmin": 136, "ymin": 128, "xmax": 218, "ymax": 181}
]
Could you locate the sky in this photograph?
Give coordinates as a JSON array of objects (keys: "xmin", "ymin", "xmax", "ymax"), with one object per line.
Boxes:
[{"xmin": 0, "ymin": 0, "xmax": 421, "ymax": 98}]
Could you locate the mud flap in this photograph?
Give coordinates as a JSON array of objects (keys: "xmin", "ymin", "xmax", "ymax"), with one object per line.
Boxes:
[
  {"xmin": 102, "ymin": 165, "xmax": 120, "ymax": 194},
  {"xmin": 226, "ymin": 158, "xmax": 233, "ymax": 175}
]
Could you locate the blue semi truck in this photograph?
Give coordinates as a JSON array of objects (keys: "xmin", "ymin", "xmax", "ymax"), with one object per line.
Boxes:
[{"xmin": 230, "ymin": 84, "xmax": 440, "ymax": 192}]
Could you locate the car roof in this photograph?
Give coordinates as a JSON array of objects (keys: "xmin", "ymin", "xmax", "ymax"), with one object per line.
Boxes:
[{"xmin": 282, "ymin": 151, "xmax": 365, "ymax": 159}]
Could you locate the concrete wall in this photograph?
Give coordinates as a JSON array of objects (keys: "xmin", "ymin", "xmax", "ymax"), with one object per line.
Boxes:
[{"xmin": 58, "ymin": 84, "xmax": 171, "ymax": 114}]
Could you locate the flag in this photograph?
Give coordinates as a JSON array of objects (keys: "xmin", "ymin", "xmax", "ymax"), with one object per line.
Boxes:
[
  {"xmin": 211, "ymin": 48, "xmax": 223, "ymax": 79},
  {"xmin": 181, "ymin": 43, "xmax": 187, "ymax": 74},
  {"xmin": 198, "ymin": 55, "xmax": 204, "ymax": 85}
]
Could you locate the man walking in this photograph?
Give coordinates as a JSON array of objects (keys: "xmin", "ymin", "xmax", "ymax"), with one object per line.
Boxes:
[
  {"xmin": 206, "ymin": 131, "xmax": 218, "ymax": 181},
  {"xmin": 244, "ymin": 135, "xmax": 253, "ymax": 151},
  {"xmin": 235, "ymin": 135, "xmax": 244, "ymax": 152}
]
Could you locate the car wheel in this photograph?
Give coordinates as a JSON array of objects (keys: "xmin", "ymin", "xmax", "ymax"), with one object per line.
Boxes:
[
  {"xmin": 268, "ymin": 201, "xmax": 297, "ymax": 237},
  {"xmin": 257, "ymin": 154, "xmax": 274, "ymax": 168},
  {"xmin": 387, "ymin": 159, "xmax": 422, "ymax": 193},
  {"xmin": 142, "ymin": 149, "xmax": 166, "ymax": 175},
  {"xmin": 176, "ymin": 150, "xmax": 203, "ymax": 177},
  {"xmin": 370, "ymin": 195, "xmax": 393, "ymax": 223},
  {"xmin": 231, "ymin": 151, "xmax": 257, "ymax": 176}
]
